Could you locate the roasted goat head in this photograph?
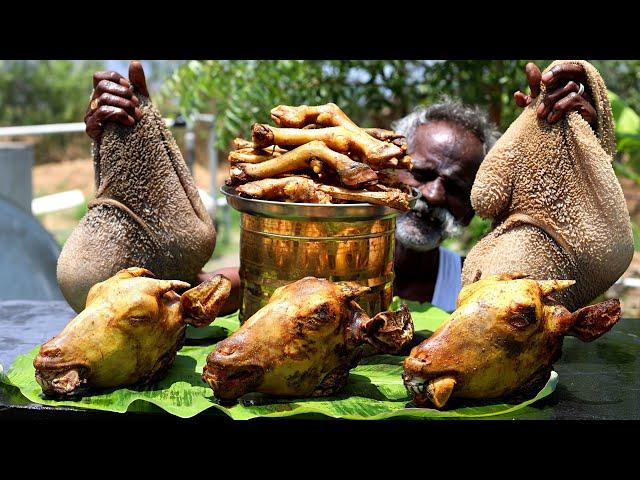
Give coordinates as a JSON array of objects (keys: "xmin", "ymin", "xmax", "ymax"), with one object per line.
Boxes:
[
  {"xmin": 202, "ymin": 277, "xmax": 413, "ymax": 401},
  {"xmin": 34, "ymin": 267, "xmax": 231, "ymax": 397},
  {"xmin": 403, "ymin": 273, "xmax": 621, "ymax": 409}
]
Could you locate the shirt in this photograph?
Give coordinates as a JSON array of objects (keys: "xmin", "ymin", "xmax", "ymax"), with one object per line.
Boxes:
[{"xmin": 431, "ymin": 246, "xmax": 463, "ymax": 312}]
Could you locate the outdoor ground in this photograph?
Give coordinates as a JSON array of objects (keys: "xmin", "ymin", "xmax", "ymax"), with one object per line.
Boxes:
[{"xmin": 32, "ymin": 158, "xmax": 640, "ymax": 317}]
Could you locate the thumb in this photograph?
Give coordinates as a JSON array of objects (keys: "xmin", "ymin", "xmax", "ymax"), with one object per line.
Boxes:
[{"xmin": 129, "ymin": 60, "xmax": 150, "ymax": 99}]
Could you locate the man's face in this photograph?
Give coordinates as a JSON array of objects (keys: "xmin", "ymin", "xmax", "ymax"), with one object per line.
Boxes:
[{"xmin": 396, "ymin": 120, "xmax": 485, "ymax": 252}]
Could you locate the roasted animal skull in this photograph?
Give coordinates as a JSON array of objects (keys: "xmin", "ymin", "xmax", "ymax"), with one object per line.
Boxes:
[
  {"xmin": 34, "ymin": 267, "xmax": 231, "ymax": 397},
  {"xmin": 403, "ymin": 273, "xmax": 621, "ymax": 408},
  {"xmin": 202, "ymin": 277, "xmax": 413, "ymax": 401}
]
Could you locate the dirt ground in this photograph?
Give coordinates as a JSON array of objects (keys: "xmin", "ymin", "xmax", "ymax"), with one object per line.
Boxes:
[{"xmin": 32, "ymin": 157, "xmax": 226, "ymax": 199}]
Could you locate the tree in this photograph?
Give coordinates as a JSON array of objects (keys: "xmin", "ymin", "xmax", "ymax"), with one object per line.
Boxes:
[
  {"xmin": 0, "ymin": 60, "xmax": 105, "ymax": 126},
  {"xmin": 161, "ymin": 60, "xmax": 542, "ymax": 150},
  {"xmin": 0, "ymin": 60, "xmax": 107, "ymax": 163},
  {"xmin": 162, "ymin": 59, "xmax": 640, "ymax": 255},
  {"xmin": 593, "ymin": 61, "xmax": 640, "ymax": 114}
]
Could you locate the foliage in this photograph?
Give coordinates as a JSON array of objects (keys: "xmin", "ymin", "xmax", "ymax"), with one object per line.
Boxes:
[
  {"xmin": 594, "ymin": 61, "xmax": 640, "ymax": 115},
  {"xmin": 0, "ymin": 60, "xmax": 105, "ymax": 126},
  {"xmin": 413, "ymin": 60, "xmax": 537, "ymax": 127},
  {"xmin": 0, "ymin": 60, "xmax": 106, "ymax": 164},
  {"xmin": 442, "ymin": 214, "xmax": 492, "ymax": 256},
  {"xmin": 633, "ymin": 223, "xmax": 640, "ymax": 251},
  {"xmin": 609, "ymin": 90, "xmax": 640, "ymax": 186},
  {"xmin": 208, "ymin": 208, "xmax": 240, "ymax": 260},
  {"xmin": 162, "ymin": 60, "xmax": 541, "ymax": 151}
]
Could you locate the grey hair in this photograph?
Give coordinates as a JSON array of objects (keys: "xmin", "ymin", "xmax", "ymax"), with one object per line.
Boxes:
[{"xmin": 391, "ymin": 96, "xmax": 501, "ymax": 156}]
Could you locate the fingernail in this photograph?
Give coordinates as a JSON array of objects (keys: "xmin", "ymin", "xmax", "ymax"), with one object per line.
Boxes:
[
  {"xmin": 537, "ymin": 103, "xmax": 545, "ymax": 114},
  {"xmin": 132, "ymin": 95, "xmax": 139, "ymax": 105},
  {"xmin": 135, "ymin": 107, "xmax": 142, "ymax": 120},
  {"xmin": 541, "ymin": 72, "xmax": 552, "ymax": 82}
]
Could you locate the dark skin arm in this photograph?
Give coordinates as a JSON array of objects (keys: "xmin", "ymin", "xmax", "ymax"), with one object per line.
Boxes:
[
  {"xmin": 393, "ymin": 243, "xmax": 439, "ymax": 303},
  {"xmin": 514, "ymin": 62, "xmax": 597, "ymax": 128}
]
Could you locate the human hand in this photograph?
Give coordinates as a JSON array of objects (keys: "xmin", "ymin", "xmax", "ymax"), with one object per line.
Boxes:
[
  {"xmin": 514, "ymin": 62, "xmax": 597, "ymax": 128},
  {"xmin": 84, "ymin": 61, "xmax": 150, "ymax": 141}
]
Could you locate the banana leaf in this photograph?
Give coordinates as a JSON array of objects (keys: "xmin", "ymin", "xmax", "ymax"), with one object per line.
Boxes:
[
  {"xmin": 390, "ymin": 296, "xmax": 452, "ymax": 333},
  {"xmin": 1, "ymin": 306, "xmax": 558, "ymax": 420}
]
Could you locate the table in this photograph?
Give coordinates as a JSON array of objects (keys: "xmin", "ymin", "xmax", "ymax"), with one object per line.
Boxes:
[{"xmin": 1, "ymin": 301, "xmax": 638, "ymax": 420}]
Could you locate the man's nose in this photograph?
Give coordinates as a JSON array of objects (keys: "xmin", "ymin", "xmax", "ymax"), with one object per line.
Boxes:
[{"xmin": 420, "ymin": 178, "xmax": 446, "ymax": 206}]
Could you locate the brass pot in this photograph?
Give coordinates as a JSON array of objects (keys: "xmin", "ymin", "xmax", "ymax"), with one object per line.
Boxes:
[{"xmin": 222, "ymin": 186, "xmax": 416, "ymax": 322}]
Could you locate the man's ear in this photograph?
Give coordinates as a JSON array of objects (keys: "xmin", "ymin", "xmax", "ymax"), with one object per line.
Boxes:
[{"xmin": 567, "ymin": 299, "xmax": 621, "ymax": 342}]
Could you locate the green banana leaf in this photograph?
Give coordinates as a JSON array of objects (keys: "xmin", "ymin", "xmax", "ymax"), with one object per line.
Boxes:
[
  {"xmin": 390, "ymin": 296, "xmax": 452, "ymax": 333},
  {"xmin": 1, "ymin": 306, "xmax": 557, "ymax": 420}
]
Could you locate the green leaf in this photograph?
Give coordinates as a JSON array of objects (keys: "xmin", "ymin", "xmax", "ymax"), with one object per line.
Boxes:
[
  {"xmin": 609, "ymin": 90, "xmax": 640, "ymax": 137},
  {"xmin": 3, "ymin": 310, "xmax": 556, "ymax": 420},
  {"xmin": 390, "ymin": 296, "xmax": 451, "ymax": 333},
  {"xmin": 633, "ymin": 222, "xmax": 640, "ymax": 251},
  {"xmin": 614, "ymin": 161, "xmax": 640, "ymax": 186}
]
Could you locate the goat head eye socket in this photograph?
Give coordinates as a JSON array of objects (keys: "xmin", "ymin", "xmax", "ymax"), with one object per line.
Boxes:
[
  {"xmin": 508, "ymin": 306, "xmax": 537, "ymax": 329},
  {"xmin": 128, "ymin": 316, "xmax": 151, "ymax": 324}
]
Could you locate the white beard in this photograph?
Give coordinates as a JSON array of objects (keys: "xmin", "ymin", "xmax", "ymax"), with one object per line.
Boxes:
[{"xmin": 395, "ymin": 200, "xmax": 463, "ymax": 252}]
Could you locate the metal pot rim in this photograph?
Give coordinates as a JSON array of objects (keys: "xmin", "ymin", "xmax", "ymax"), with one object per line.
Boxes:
[{"xmin": 221, "ymin": 185, "xmax": 420, "ymax": 221}]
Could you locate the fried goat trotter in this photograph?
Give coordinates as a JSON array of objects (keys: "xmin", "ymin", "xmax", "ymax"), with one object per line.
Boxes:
[
  {"xmin": 34, "ymin": 267, "xmax": 231, "ymax": 397},
  {"xmin": 235, "ymin": 176, "xmax": 411, "ymax": 211},
  {"xmin": 202, "ymin": 277, "xmax": 413, "ymax": 401},
  {"xmin": 403, "ymin": 273, "xmax": 621, "ymax": 408}
]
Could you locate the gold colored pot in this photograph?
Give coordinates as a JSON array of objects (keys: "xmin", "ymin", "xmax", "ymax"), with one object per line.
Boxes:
[{"xmin": 222, "ymin": 186, "xmax": 416, "ymax": 322}]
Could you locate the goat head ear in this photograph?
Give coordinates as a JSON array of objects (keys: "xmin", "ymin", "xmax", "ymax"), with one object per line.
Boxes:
[
  {"xmin": 567, "ymin": 299, "xmax": 621, "ymax": 342},
  {"xmin": 349, "ymin": 303, "xmax": 413, "ymax": 354},
  {"xmin": 537, "ymin": 279, "xmax": 575, "ymax": 297}
]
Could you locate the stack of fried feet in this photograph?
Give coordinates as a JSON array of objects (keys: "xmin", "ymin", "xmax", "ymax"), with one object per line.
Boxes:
[{"xmin": 226, "ymin": 103, "xmax": 413, "ymax": 211}]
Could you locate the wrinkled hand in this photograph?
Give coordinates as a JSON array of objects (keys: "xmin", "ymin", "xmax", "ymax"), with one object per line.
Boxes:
[
  {"xmin": 84, "ymin": 61, "xmax": 150, "ymax": 141},
  {"xmin": 514, "ymin": 62, "xmax": 597, "ymax": 128}
]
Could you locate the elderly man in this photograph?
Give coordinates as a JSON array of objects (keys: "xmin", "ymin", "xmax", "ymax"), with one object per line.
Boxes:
[
  {"xmin": 391, "ymin": 62, "xmax": 597, "ymax": 311},
  {"xmin": 84, "ymin": 61, "xmax": 597, "ymax": 314},
  {"xmin": 390, "ymin": 100, "xmax": 500, "ymax": 311}
]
